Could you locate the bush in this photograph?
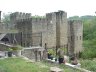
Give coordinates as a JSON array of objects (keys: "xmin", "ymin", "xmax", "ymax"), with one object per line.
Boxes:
[
  {"xmin": 48, "ymin": 49, "xmax": 56, "ymax": 56},
  {"xmin": 81, "ymin": 48, "xmax": 96, "ymax": 59},
  {"xmin": 6, "ymin": 45, "xmax": 22, "ymax": 51},
  {"xmin": 81, "ymin": 59, "xmax": 96, "ymax": 72}
]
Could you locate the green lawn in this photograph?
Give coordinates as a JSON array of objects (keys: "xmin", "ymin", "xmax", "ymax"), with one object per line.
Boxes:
[
  {"xmin": 0, "ymin": 58, "xmax": 49, "ymax": 72},
  {"xmin": 0, "ymin": 57, "xmax": 80, "ymax": 72}
]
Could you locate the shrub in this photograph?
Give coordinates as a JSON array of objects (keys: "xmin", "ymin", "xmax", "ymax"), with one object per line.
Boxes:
[
  {"xmin": 80, "ymin": 59, "xmax": 96, "ymax": 72},
  {"xmin": 6, "ymin": 45, "xmax": 22, "ymax": 51},
  {"xmin": 81, "ymin": 48, "xmax": 96, "ymax": 59}
]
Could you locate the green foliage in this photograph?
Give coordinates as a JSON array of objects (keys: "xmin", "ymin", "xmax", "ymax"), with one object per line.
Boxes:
[
  {"xmin": 81, "ymin": 48, "xmax": 96, "ymax": 59},
  {"xmin": 14, "ymin": 45, "xmax": 23, "ymax": 50},
  {"xmin": 2, "ymin": 13, "xmax": 19, "ymax": 31},
  {"xmin": 80, "ymin": 59, "xmax": 96, "ymax": 72},
  {"xmin": 80, "ymin": 15, "xmax": 95, "ymax": 21},
  {"xmin": 6, "ymin": 45, "xmax": 22, "ymax": 51},
  {"xmin": 48, "ymin": 48, "xmax": 67, "ymax": 57},
  {"xmin": 69, "ymin": 16, "xmax": 80, "ymax": 20},
  {"xmin": 0, "ymin": 58, "xmax": 49, "ymax": 72},
  {"xmin": 83, "ymin": 19, "xmax": 96, "ymax": 40},
  {"xmin": 48, "ymin": 49, "xmax": 56, "ymax": 56},
  {"xmin": 32, "ymin": 15, "xmax": 45, "ymax": 18},
  {"xmin": 82, "ymin": 40, "xmax": 96, "ymax": 59},
  {"xmin": 6, "ymin": 48, "xmax": 13, "ymax": 51},
  {"xmin": 0, "ymin": 58, "xmax": 81, "ymax": 72},
  {"xmin": 2, "ymin": 13, "xmax": 10, "ymax": 25},
  {"xmin": 61, "ymin": 48, "xmax": 67, "ymax": 54}
]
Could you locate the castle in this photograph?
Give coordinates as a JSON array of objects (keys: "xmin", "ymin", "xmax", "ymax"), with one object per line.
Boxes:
[{"xmin": 0, "ymin": 10, "xmax": 83, "ymax": 56}]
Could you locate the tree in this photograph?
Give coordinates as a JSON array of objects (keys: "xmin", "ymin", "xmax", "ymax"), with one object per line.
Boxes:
[{"xmin": 2, "ymin": 13, "xmax": 11, "ymax": 29}]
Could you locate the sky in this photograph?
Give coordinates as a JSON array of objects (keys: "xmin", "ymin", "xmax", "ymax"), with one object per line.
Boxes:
[{"xmin": 0, "ymin": 0, "xmax": 96, "ymax": 17}]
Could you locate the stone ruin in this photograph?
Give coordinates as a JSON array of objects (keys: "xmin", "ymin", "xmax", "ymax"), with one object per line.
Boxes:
[
  {"xmin": 10, "ymin": 11, "xmax": 68, "ymax": 48},
  {"xmin": 0, "ymin": 10, "xmax": 83, "ymax": 60}
]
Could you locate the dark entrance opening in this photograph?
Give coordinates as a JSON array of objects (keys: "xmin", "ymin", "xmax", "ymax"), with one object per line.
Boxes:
[{"xmin": 1, "ymin": 38, "xmax": 9, "ymax": 44}]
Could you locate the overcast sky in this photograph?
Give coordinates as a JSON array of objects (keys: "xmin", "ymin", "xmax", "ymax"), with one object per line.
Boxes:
[{"xmin": 0, "ymin": 0, "xmax": 96, "ymax": 17}]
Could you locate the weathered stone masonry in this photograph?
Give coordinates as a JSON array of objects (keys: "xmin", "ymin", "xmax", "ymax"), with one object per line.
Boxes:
[
  {"xmin": 9, "ymin": 10, "xmax": 83, "ymax": 56},
  {"xmin": 68, "ymin": 20, "xmax": 83, "ymax": 56}
]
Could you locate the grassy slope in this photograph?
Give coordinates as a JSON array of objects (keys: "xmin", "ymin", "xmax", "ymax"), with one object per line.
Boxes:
[
  {"xmin": 0, "ymin": 57, "xmax": 80, "ymax": 72},
  {"xmin": 80, "ymin": 59, "xmax": 96, "ymax": 72},
  {"xmin": 0, "ymin": 58, "xmax": 49, "ymax": 72}
]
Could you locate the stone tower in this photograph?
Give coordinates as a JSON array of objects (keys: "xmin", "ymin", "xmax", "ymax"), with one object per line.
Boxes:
[
  {"xmin": 10, "ymin": 12, "xmax": 32, "ymax": 46},
  {"xmin": 46, "ymin": 10, "xmax": 68, "ymax": 48},
  {"xmin": 55, "ymin": 11, "xmax": 68, "ymax": 48},
  {"xmin": 68, "ymin": 20, "xmax": 83, "ymax": 56},
  {"xmin": 46, "ymin": 12, "xmax": 56, "ymax": 48},
  {"xmin": 10, "ymin": 12, "xmax": 31, "ymax": 28}
]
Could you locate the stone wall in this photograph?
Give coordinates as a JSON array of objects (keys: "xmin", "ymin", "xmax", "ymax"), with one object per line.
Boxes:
[
  {"xmin": 16, "ymin": 18, "xmax": 32, "ymax": 47},
  {"xmin": 0, "ymin": 43, "xmax": 8, "ymax": 51},
  {"xmin": 31, "ymin": 18, "xmax": 47, "ymax": 46},
  {"xmin": 68, "ymin": 20, "xmax": 83, "ymax": 56},
  {"xmin": 46, "ymin": 12, "xmax": 56, "ymax": 48},
  {"xmin": 22, "ymin": 49, "xmax": 36, "ymax": 60},
  {"xmin": 10, "ymin": 11, "xmax": 69, "ymax": 49},
  {"xmin": 22, "ymin": 47, "xmax": 45, "ymax": 61},
  {"xmin": 10, "ymin": 12, "xmax": 31, "ymax": 29},
  {"xmin": 9, "ymin": 11, "xmax": 83, "ymax": 57},
  {"xmin": 31, "ymin": 13, "xmax": 57, "ymax": 48},
  {"xmin": 10, "ymin": 12, "xmax": 32, "ymax": 47},
  {"xmin": 45, "ymin": 11, "xmax": 68, "ymax": 48},
  {"xmin": 55, "ymin": 11, "xmax": 68, "ymax": 48}
]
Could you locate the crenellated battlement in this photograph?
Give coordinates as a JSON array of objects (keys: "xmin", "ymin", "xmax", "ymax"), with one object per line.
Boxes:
[
  {"xmin": 16, "ymin": 18, "xmax": 32, "ymax": 22},
  {"xmin": 10, "ymin": 12, "xmax": 31, "ymax": 21}
]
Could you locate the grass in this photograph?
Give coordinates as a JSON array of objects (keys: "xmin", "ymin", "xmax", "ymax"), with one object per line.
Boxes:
[
  {"xmin": 43, "ymin": 60, "xmax": 81, "ymax": 72},
  {"xmin": 80, "ymin": 59, "xmax": 96, "ymax": 72},
  {"xmin": 0, "ymin": 58, "xmax": 49, "ymax": 72},
  {"xmin": 0, "ymin": 57, "xmax": 81, "ymax": 72}
]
